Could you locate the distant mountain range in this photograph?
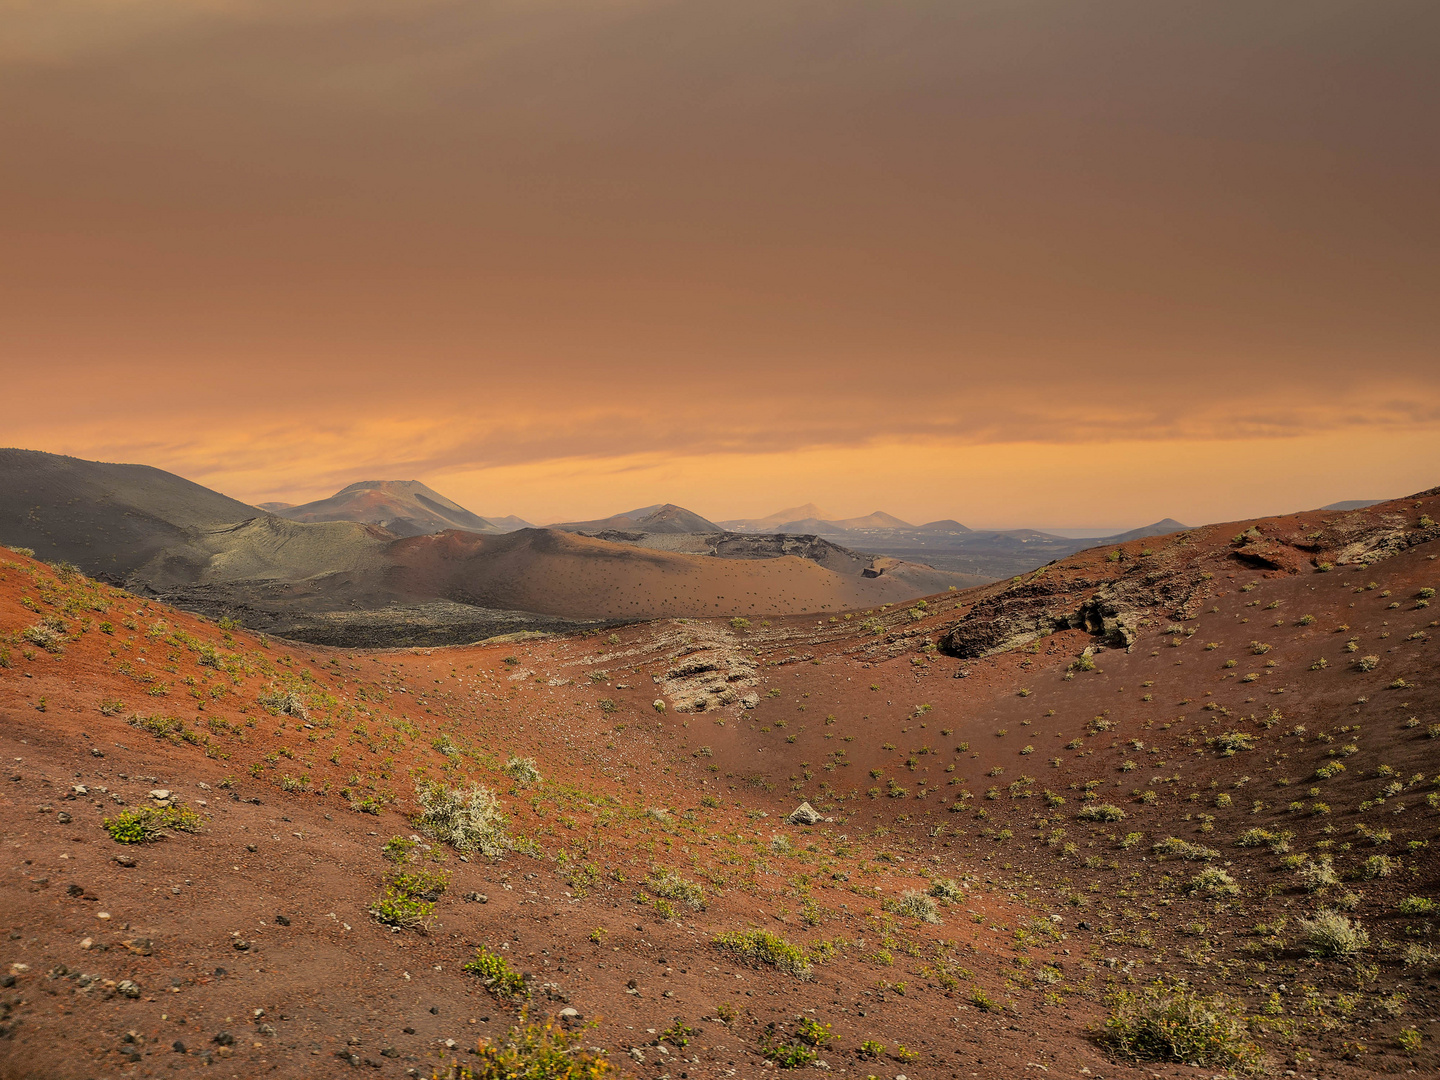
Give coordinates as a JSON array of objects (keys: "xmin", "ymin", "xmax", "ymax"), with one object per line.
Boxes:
[
  {"xmin": 708, "ymin": 505, "xmax": 1191, "ymax": 578},
  {"xmin": 0, "ymin": 451, "xmax": 980, "ymax": 644},
  {"xmin": 548, "ymin": 503, "xmax": 722, "ymax": 534}
]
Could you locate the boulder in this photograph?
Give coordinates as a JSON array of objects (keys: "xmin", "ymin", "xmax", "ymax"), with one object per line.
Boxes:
[{"xmin": 787, "ymin": 802, "xmax": 823, "ymax": 825}]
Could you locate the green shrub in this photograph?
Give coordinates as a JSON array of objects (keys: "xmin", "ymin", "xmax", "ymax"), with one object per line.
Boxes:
[
  {"xmin": 462, "ymin": 946, "xmax": 529, "ymax": 999},
  {"xmin": 1398, "ymin": 896, "xmax": 1436, "ymax": 916},
  {"xmin": 1187, "ymin": 867, "xmax": 1239, "ymax": 897},
  {"xmin": 1078, "ymin": 803, "xmax": 1126, "ymax": 822},
  {"xmin": 713, "ymin": 929, "xmax": 813, "ymax": 979},
  {"xmin": 414, "ymin": 782, "xmax": 509, "ymax": 855},
  {"xmin": 502, "ymin": 756, "xmax": 541, "ymax": 785},
  {"xmin": 646, "ymin": 870, "xmax": 706, "ymax": 910},
  {"xmin": 103, "ymin": 804, "xmax": 203, "ymax": 844},
  {"xmin": 1152, "ymin": 837, "xmax": 1219, "ymax": 861},
  {"xmin": 369, "ymin": 891, "xmax": 435, "ymax": 932},
  {"xmin": 883, "ymin": 890, "xmax": 940, "ymax": 924},
  {"xmin": 444, "ymin": 1017, "xmax": 613, "ymax": 1078},
  {"xmin": 928, "ymin": 877, "xmax": 963, "ymax": 902},
  {"xmin": 1209, "ymin": 731, "xmax": 1254, "ymax": 756},
  {"xmin": 20, "ymin": 619, "xmax": 66, "ymax": 653},
  {"xmin": 1103, "ymin": 982, "xmax": 1263, "ymax": 1072},
  {"xmin": 1361, "ymin": 854, "xmax": 1398, "ymax": 879},
  {"xmin": 1299, "ymin": 910, "xmax": 1368, "ymax": 959},
  {"xmin": 794, "ymin": 1017, "xmax": 833, "ymax": 1048},
  {"xmin": 382, "ymin": 835, "xmax": 418, "ymax": 863},
  {"xmin": 257, "ymin": 685, "xmax": 308, "ymax": 719}
]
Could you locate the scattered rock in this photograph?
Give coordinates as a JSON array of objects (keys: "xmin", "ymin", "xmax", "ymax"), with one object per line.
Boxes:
[
  {"xmin": 90, "ymin": 747, "xmax": 105, "ymax": 758},
  {"xmin": 274, "ymin": 915, "xmax": 291, "ymax": 926},
  {"xmin": 787, "ymin": 801, "xmax": 823, "ymax": 825},
  {"xmin": 114, "ymin": 854, "xmax": 137, "ymax": 868},
  {"xmin": 149, "ymin": 789, "xmax": 171, "ymax": 801},
  {"xmin": 463, "ymin": 892, "xmax": 488, "ymax": 904},
  {"xmin": 213, "ymin": 1032, "xmax": 235, "ymax": 1046},
  {"xmin": 56, "ymin": 811, "xmax": 72, "ymax": 824},
  {"xmin": 116, "ymin": 980, "xmax": 141, "ymax": 999},
  {"xmin": 172, "ymin": 1041, "xmax": 186, "ymax": 1053}
]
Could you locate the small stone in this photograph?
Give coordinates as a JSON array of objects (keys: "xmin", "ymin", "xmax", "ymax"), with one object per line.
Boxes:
[
  {"xmin": 463, "ymin": 892, "xmax": 488, "ymax": 904},
  {"xmin": 559, "ymin": 1008, "xmax": 579, "ymax": 1020},
  {"xmin": 97, "ymin": 912, "xmax": 111, "ymax": 920},
  {"xmin": 172, "ymin": 1041, "xmax": 187, "ymax": 1053},
  {"xmin": 80, "ymin": 937, "xmax": 94, "ymax": 950},
  {"xmin": 149, "ymin": 789, "xmax": 171, "ymax": 800},
  {"xmin": 381, "ymin": 1046, "xmax": 400, "ymax": 1058},
  {"xmin": 117, "ymin": 979, "xmax": 141, "ymax": 998},
  {"xmin": 274, "ymin": 914, "xmax": 291, "ymax": 926},
  {"xmin": 233, "ymin": 940, "xmax": 250, "ymax": 951},
  {"xmin": 56, "ymin": 811, "xmax": 72, "ymax": 824},
  {"xmin": 213, "ymin": 1032, "xmax": 235, "ymax": 1046},
  {"xmin": 91, "ymin": 748, "xmax": 105, "ymax": 758}
]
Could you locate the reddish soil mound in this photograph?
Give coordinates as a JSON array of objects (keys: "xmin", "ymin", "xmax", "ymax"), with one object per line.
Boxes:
[
  {"xmin": 1, "ymin": 488, "xmax": 1437, "ymax": 1079},
  {"xmin": 386, "ymin": 528, "xmax": 967, "ymax": 619}
]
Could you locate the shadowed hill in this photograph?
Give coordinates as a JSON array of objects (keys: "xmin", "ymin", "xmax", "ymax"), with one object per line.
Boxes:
[{"xmin": 0, "ymin": 448, "xmax": 262, "ymax": 578}]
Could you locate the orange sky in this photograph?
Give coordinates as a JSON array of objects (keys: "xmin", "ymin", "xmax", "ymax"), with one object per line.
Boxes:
[{"xmin": 2, "ymin": 1, "xmax": 1437, "ymax": 529}]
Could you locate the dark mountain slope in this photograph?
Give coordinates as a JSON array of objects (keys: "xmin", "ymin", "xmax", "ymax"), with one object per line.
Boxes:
[{"xmin": 0, "ymin": 448, "xmax": 262, "ymax": 578}]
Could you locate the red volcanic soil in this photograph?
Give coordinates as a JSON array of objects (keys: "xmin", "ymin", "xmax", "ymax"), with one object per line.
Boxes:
[
  {"xmin": 386, "ymin": 528, "xmax": 959, "ymax": 619},
  {"xmin": 1, "ymin": 490, "xmax": 1438, "ymax": 1080}
]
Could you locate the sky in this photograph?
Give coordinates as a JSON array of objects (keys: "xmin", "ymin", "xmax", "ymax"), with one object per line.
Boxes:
[{"xmin": 2, "ymin": 0, "xmax": 1437, "ymax": 530}]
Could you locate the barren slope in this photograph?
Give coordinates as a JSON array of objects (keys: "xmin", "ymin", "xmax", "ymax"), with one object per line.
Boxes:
[{"xmin": 1, "ymin": 488, "xmax": 1436, "ymax": 1080}]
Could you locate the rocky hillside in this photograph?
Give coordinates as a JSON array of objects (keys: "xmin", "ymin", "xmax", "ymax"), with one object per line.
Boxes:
[{"xmin": 0, "ymin": 487, "xmax": 1436, "ymax": 1079}]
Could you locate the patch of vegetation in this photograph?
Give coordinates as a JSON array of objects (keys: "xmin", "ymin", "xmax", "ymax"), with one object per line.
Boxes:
[
  {"xmin": 503, "ymin": 756, "xmax": 541, "ymax": 785},
  {"xmin": 1078, "ymin": 803, "xmax": 1126, "ymax": 822},
  {"xmin": 883, "ymin": 890, "xmax": 940, "ymax": 924},
  {"xmin": 1186, "ymin": 867, "xmax": 1239, "ymax": 897},
  {"xmin": 1299, "ymin": 910, "xmax": 1368, "ymax": 959},
  {"xmin": 462, "ymin": 946, "xmax": 529, "ymax": 1000},
  {"xmin": 103, "ymin": 804, "xmax": 204, "ymax": 844},
  {"xmin": 1102, "ymin": 982, "xmax": 1263, "ymax": 1073},
  {"xmin": 713, "ymin": 929, "xmax": 813, "ymax": 979},
  {"xmin": 1152, "ymin": 837, "xmax": 1219, "ymax": 861},
  {"xmin": 442, "ymin": 1016, "xmax": 611, "ymax": 1077},
  {"xmin": 928, "ymin": 877, "xmax": 963, "ymax": 901},
  {"xmin": 414, "ymin": 782, "xmax": 509, "ymax": 856},
  {"xmin": 646, "ymin": 870, "xmax": 706, "ymax": 910}
]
